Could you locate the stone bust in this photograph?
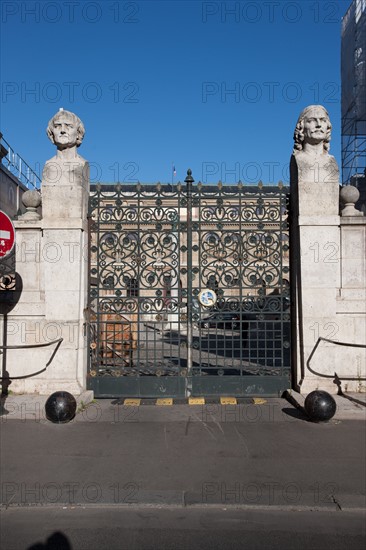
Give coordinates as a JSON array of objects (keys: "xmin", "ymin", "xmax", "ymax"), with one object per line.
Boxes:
[
  {"xmin": 292, "ymin": 105, "xmax": 339, "ymax": 184},
  {"xmin": 42, "ymin": 109, "xmax": 88, "ymax": 186}
]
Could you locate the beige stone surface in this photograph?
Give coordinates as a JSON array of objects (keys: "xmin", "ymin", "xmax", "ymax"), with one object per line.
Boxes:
[
  {"xmin": 298, "ymin": 215, "xmax": 340, "ymax": 226},
  {"xmin": 1, "ymin": 111, "xmax": 90, "ymax": 395},
  {"xmin": 12, "ymin": 226, "xmax": 43, "ymax": 293},
  {"xmin": 42, "ymin": 180, "xmax": 89, "ymax": 222},
  {"xmin": 290, "ymin": 106, "xmax": 365, "ymax": 394},
  {"xmin": 297, "ymin": 181, "xmax": 340, "ymax": 218},
  {"xmin": 340, "ymin": 223, "xmax": 366, "ymax": 289},
  {"xmin": 293, "ymin": 190, "xmax": 366, "ymax": 393}
]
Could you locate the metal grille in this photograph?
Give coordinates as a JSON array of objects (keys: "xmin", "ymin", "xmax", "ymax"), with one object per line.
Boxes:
[{"xmin": 88, "ymin": 173, "xmax": 291, "ymax": 397}]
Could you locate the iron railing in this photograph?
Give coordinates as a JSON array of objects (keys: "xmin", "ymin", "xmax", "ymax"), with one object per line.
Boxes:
[
  {"xmin": 0, "ymin": 133, "xmax": 41, "ymax": 189},
  {"xmin": 88, "ymin": 171, "xmax": 291, "ymax": 397}
]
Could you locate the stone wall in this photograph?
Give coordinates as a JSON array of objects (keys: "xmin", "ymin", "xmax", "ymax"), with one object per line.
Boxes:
[
  {"xmin": 2, "ymin": 221, "xmax": 89, "ymax": 395},
  {"xmin": 1, "ymin": 110, "xmax": 89, "ymax": 396},
  {"xmin": 291, "ymin": 160, "xmax": 366, "ymax": 393}
]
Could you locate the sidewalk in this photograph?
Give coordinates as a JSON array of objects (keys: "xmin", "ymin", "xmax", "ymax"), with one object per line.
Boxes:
[
  {"xmin": 1, "ymin": 389, "xmax": 365, "ymax": 421},
  {"xmin": 284, "ymin": 390, "xmax": 366, "ymax": 421},
  {"xmin": 1, "ymin": 394, "xmax": 365, "ymax": 512}
]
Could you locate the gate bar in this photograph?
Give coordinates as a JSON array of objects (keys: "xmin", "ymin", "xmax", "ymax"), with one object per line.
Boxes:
[{"xmin": 185, "ymin": 169, "xmax": 194, "ymax": 396}]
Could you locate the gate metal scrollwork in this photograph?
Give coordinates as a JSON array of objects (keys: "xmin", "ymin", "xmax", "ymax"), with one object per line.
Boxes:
[{"xmin": 88, "ymin": 173, "xmax": 291, "ymax": 398}]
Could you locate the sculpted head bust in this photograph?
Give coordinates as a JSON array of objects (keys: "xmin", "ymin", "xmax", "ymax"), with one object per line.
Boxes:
[
  {"xmin": 291, "ymin": 105, "xmax": 339, "ymax": 184},
  {"xmin": 293, "ymin": 105, "xmax": 331, "ymax": 154},
  {"xmin": 43, "ymin": 109, "xmax": 88, "ymax": 188},
  {"xmin": 46, "ymin": 109, "xmax": 85, "ymax": 153}
]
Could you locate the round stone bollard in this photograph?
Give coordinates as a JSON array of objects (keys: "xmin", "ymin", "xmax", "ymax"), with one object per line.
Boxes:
[
  {"xmin": 45, "ymin": 391, "xmax": 77, "ymax": 424},
  {"xmin": 304, "ymin": 390, "xmax": 337, "ymax": 422}
]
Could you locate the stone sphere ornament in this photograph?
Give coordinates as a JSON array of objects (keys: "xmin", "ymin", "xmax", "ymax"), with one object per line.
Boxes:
[
  {"xmin": 340, "ymin": 185, "xmax": 363, "ymax": 217},
  {"xmin": 20, "ymin": 189, "xmax": 42, "ymax": 220},
  {"xmin": 304, "ymin": 390, "xmax": 337, "ymax": 422},
  {"xmin": 340, "ymin": 184, "xmax": 360, "ymax": 205},
  {"xmin": 45, "ymin": 391, "xmax": 77, "ymax": 424}
]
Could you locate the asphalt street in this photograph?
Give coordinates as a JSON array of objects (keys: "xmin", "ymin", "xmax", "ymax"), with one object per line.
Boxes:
[
  {"xmin": 1, "ymin": 397, "xmax": 365, "ymax": 549},
  {"xmin": 1, "ymin": 506, "xmax": 365, "ymax": 550}
]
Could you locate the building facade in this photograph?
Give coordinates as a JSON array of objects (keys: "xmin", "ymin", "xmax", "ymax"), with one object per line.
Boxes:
[{"xmin": 341, "ymin": 0, "xmax": 366, "ymax": 214}]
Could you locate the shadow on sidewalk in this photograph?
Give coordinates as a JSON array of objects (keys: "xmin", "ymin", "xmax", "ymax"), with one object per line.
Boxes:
[
  {"xmin": 340, "ymin": 394, "xmax": 366, "ymax": 408},
  {"xmin": 281, "ymin": 407, "xmax": 310, "ymax": 421}
]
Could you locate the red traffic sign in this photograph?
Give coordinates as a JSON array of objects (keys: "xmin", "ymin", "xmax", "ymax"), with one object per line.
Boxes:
[{"xmin": 0, "ymin": 210, "xmax": 15, "ymax": 259}]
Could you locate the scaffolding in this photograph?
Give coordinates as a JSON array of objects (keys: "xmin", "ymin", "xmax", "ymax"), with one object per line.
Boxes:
[{"xmin": 341, "ymin": 0, "xmax": 366, "ymax": 187}]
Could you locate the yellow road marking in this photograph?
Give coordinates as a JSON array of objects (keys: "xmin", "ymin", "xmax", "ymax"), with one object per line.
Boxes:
[
  {"xmin": 156, "ymin": 398, "xmax": 173, "ymax": 406},
  {"xmin": 253, "ymin": 398, "xmax": 267, "ymax": 405},
  {"xmin": 124, "ymin": 399, "xmax": 141, "ymax": 406},
  {"xmin": 220, "ymin": 397, "xmax": 237, "ymax": 405},
  {"xmin": 188, "ymin": 397, "xmax": 205, "ymax": 405}
]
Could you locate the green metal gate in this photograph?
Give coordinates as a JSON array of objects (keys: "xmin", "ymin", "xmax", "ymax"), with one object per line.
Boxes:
[{"xmin": 87, "ymin": 170, "xmax": 291, "ymax": 397}]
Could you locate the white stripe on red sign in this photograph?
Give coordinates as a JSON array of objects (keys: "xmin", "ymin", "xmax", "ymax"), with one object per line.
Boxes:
[{"xmin": 0, "ymin": 230, "xmax": 11, "ymax": 240}]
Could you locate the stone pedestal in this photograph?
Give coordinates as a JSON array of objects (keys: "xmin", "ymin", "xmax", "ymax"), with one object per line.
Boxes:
[
  {"xmin": 7, "ymin": 215, "xmax": 89, "ymax": 395},
  {"xmin": 5, "ymin": 161, "xmax": 89, "ymax": 395},
  {"xmin": 291, "ymin": 157, "xmax": 366, "ymax": 393},
  {"xmin": 41, "ymin": 158, "xmax": 89, "ymax": 224},
  {"xmin": 290, "ymin": 139, "xmax": 343, "ymax": 394},
  {"xmin": 290, "ymin": 104, "xmax": 366, "ymax": 393},
  {"xmin": 1, "ymin": 111, "xmax": 92, "ymax": 396},
  {"xmin": 292, "ymin": 176, "xmax": 341, "ymax": 394}
]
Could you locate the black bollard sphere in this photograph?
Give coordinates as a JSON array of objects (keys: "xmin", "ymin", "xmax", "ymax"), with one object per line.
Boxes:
[
  {"xmin": 304, "ymin": 390, "xmax": 337, "ymax": 422},
  {"xmin": 45, "ymin": 391, "xmax": 77, "ymax": 424}
]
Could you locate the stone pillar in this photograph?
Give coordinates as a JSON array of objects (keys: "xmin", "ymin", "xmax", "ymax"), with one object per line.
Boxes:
[
  {"xmin": 40, "ymin": 195, "xmax": 89, "ymax": 395},
  {"xmin": 5, "ymin": 110, "xmax": 90, "ymax": 396},
  {"xmin": 291, "ymin": 105, "xmax": 341, "ymax": 394},
  {"xmin": 291, "ymin": 177, "xmax": 341, "ymax": 393}
]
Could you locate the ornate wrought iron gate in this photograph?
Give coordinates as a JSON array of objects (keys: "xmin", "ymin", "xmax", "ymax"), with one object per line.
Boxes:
[{"xmin": 88, "ymin": 171, "xmax": 291, "ymax": 397}]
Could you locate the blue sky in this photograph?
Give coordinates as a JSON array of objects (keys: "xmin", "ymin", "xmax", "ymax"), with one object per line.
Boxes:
[{"xmin": 1, "ymin": 0, "xmax": 352, "ymax": 185}]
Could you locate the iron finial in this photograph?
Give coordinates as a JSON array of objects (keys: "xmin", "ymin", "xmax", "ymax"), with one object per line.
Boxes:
[{"xmin": 185, "ymin": 169, "xmax": 194, "ymax": 184}]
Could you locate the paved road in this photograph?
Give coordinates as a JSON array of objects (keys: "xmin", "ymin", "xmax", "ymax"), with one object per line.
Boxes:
[
  {"xmin": 1, "ymin": 506, "xmax": 365, "ymax": 550},
  {"xmin": 1, "ymin": 401, "xmax": 365, "ymax": 509},
  {"xmin": 1, "ymin": 399, "xmax": 365, "ymax": 549}
]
